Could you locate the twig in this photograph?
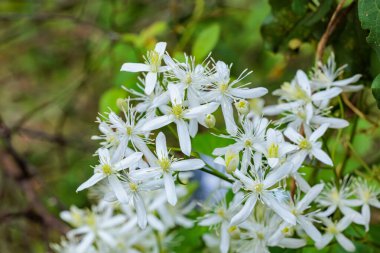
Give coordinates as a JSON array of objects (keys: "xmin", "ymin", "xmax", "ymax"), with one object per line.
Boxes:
[
  {"xmin": 0, "ymin": 115, "xmax": 68, "ymax": 234},
  {"xmin": 316, "ymin": 0, "xmax": 351, "ymax": 61},
  {"xmin": 341, "ymin": 93, "xmax": 379, "ymax": 127}
]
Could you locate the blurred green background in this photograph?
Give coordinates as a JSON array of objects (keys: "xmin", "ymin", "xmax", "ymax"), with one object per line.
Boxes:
[{"xmin": 1, "ymin": 0, "xmax": 380, "ymax": 252}]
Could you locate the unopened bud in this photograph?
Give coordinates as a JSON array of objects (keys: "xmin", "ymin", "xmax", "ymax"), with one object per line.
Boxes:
[
  {"xmin": 234, "ymin": 99, "xmax": 249, "ymax": 115},
  {"xmin": 225, "ymin": 149, "xmax": 239, "ymax": 174},
  {"xmin": 204, "ymin": 114, "xmax": 216, "ymax": 128}
]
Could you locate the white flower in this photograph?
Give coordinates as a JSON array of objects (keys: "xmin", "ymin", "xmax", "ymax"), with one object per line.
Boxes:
[
  {"xmin": 288, "ymin": 184, "xmax": 324, "ymax": 242},
  {"xmin": 284, "ymin": 123, "xmax": 333, "ymax": 167},
  {"xmin": 141, "ymin": 83, "xmax": 218, "ymax": 155},
  {"xmin": 123, "ymin": 77, "xmax": 168, "ymax": 119},
  {"xmin": 238, "ymin": 210, "xmax": 305, "ymax": 253},
  {"xmin": 107, "ymin": 105, "xmax": 156, "ymax": 165},
  {"xmin": 121, "ymin": 42, "xmax": 169, "ymax": 95},
  {"xmin": 76, "ymin": 148, "xmax": 143, "ymax": 203},
  {"xmin": 142, "ymin": 132, "xmax": 205, "ymax": 205},
  {"xmin": 199, "ymin": 193, "xmax": 243, "ymax": 253},
  {"xmin": 253, "ymin": 128, "xmax": 297, "ymax": 168},
  {"xmin": 317, "ymin": 178, "xmax": 363, "ymax": 225},
  {"xmin": 64, "ymin": 204, "xmax": 126, "ymax": 253},
  {"xmin": 204, "ymin": 61, "xmax": 268, "ymax": 135},
  {"xmin": 312, "ymin": 53, "xmax": 363, "ymax": 92},
  {"xmin": 316, "ymin": 216, "xmax": 355, "ymax": 252},
  {"xmin": 213, "ymin": 117, "xmax": 269, "ymax": 172},
  {"xmin": 353, "ymin": 178, "xmax": 380, "ymax": 231},
  {"xmin": 230, "ymin": 163, "xmax": 296, "ymax": 226}
]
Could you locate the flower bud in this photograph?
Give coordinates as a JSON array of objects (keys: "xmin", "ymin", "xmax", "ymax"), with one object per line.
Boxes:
[
  {"xmin": 204, "ymin": 114, "xmax": 216, "ymax": 128},
  {"xmin": 234, "ymin": 99, "xmax": 249, "ymax": 115},
  {"xmin": 225, "ymin": 149, "xmax": 239, "ymax": 174}
]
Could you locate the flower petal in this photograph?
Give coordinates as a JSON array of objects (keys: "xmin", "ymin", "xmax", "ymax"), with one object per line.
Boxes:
[
  {"xmin": 164, "ymin": 173, "xmax": 177, "ymax": 205},
  {"xmin": 183, "ymin": 102, "xmax": 219, "ymax": 119},
  {"xmin": 176, "ymin": 120, "xmax": 191, "ymax": 156},
  {"xmin": 108, "ymin": 175, "xmax": 129, "ymax": 203},
  {"xmin": 134, "ymin": 193, "xmax": 147, "ymax": 229},
  {"xmin": 171, "ymin": 159, "xmax": 205, "ymax": 171},
  {"xmin": 156, "ymin": 132, "xmax": 168, "ymax": 159},
  {"xmin": 221, "ymin": 99, "xmax": 237, "ymax": 135},
  {"xmin": 336, "ymin": 233, "xmax": 355, "ymax": 252},
  {"xmin": 114, "ymin": 152, "xmax": 143, "ymax": 171},
  {"xmin": 141, "ymin": 115, "xmax": 174, "ymax": 132},
  {"xmin": 263, "ymin": 162, "xmax": 293, "ymax": 189},
  {"xmin": 311, "ymin": 147, "xmax": 333, "ymax": 166},
  {"xmin": 145, "ymin": 72, "xmax": 157, "ymax": 95},
  {"xmin": 154, "ymin": 42, "xmax": 167, "ymax": 55},
  {"xmin": 121, "ymin": 63, "xmax": 150, "ymax": 72},
  {"xmin": 76, "ymin": 173, "xmax": 105, "ymax": 192},
  {"xmin": 230, "ymin": 195, "xmax": 257, "ymax": 226},
  {"xmin": 229, "ymin": 87, "xmax": 268, "ymax": 99}
]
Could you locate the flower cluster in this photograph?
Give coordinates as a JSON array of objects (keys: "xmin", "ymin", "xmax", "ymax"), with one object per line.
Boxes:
[{"xmin": 54, "ymin": 43, "xmax": 379, "ymax": 253}]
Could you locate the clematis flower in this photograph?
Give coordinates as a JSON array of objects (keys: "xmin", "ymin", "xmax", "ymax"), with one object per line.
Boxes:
[
  {"xmin": 107, "ymin": 104, "xmax": 156, "ymax": 165},
  {"xmin": 311, "ymin": 53, "xmax": 363, "ymax": 92},
  {"xmin": 141, "ymin": 83, "xmax": 218, "ymax": 155},
  {"xmin": 137, "ymin": 132, "xmax": 205, "ymax": 205},
  {"xmin": 230, "ymin": 163, "xmax": 296, "ymax": 226},
  {"xmin": 353, "ymin": 178, "xmax": 380, "ymax": 230},
  {"xmin": 253, "ymin": 128, "xmax": 297, "ymax": 168},
  {"xmin": 63, "ymin": 204, "xmax": 126, "ymax": 253},
  {"xmin": 204, "ymin": 61, "xmax": 268, "ymax": 135},
  {"xmin": 317, "ymin": 178, "xmax": 363, "ymax": 225},
  {"xmin": 199, "ymin": 193, "xmax": 243, "ymax": 253},
  {"xmin": 238, "ymin": 210, "xmax": 306, "ymax": 253},
  {"xmin": 285, "ymin": 184, "xmax": 324, "ymax": 243},
  {"xmin": 316, "ymin": 216, "xmax": 355, "ymax": 252},
  {"xmin": 213, "ymin": 116, "xmax": 269, "ymax": 172},
  {"xmin": 284, "ymin": 123, "xmax": 333, "ymax": 167},
  {"xmin": 121, "ymin": 42, "xmax": 170, "ymax": 95},
  {"xmin": 76, "ymin": 148, "xmax": 143, "ymax": 203}
]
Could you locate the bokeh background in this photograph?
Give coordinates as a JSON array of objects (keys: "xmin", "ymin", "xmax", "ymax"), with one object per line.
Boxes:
[{"xmin": 1, "ymin": 0, "xmax": 380, "ymax": 252}]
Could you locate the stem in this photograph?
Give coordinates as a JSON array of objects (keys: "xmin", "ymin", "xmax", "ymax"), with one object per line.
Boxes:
[
  {"xmin": 340, "ymin": 114, "xmax": 358, "ymax": 176},
  {"xmin": 201, "ymin": 167, "xmax": 233, "ymax": 183},
  {"xmin": 316, "ymin": 0, "xmax": 349, "ymax": 61}
]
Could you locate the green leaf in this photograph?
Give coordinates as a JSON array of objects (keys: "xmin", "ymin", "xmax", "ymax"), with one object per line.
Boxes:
[
  {"xmin": 192, "ymin": 23, "xmax": 220, "ymax": 60},
  {"xmin": 371, "ymin": 74, "xmax": 380, "ymax": 108},
  {"xmin": 358, "ymin": 0, "xmax": 380, "ymax": 60},
  {"xmin": 192, "ymin": 132, "xmax": 233, "ymax": 156},
  {"xmin": 99, "ymin": 88, "xmax": 127, "ymax": 114}
]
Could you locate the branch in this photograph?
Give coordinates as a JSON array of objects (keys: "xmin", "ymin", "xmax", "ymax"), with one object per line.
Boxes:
[
  {"xmin": 316, "ymin": 0, "xmax": 354, "ymax": 61},
  {"xmin": 0, "ymin": 116, "xmax": 68, "ymax": 234}
]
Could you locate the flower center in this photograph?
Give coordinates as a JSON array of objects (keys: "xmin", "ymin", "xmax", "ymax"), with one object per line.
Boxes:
[
  {"xmin": 268, "ymin": 143, "xmax": 279, "ymax": 158},
  {"xmin": 158, "ymin": 158, "xmax": 171, "ymax": 172},
  {"xmin": 185, "ymin": 73, "xmax": 192, "ymax": 85},
  {"xmin": 244, "ymin": 139, "xmax": 252, "ymax": 147},
  {"xmin": 330, "ymin": 189, "xmax": 340, "ymax": 204},
  {"xmin": 327, "ymin": 224, "xmax": 338, "ymax": 234},
  {"xmin": 147, "ymin": 50, "xmax": 161, "ymax": 72},
  {"xmin": 257, "ymin": 232, "xmax": 265, "ymax": 240},
  {"xmin": 126, "ymin": 126, "xmax": 133, "ymax": 136},
  {"xmin": 299, "ymin": 139, "xmax": 311, "ymax": 150},
  {"xmin": 219, "ymin": 83, "xmax": 229, "ymax": 93},
  {"xmin": 216, "ymin": 208, "xmax": 225, "ymax": 218},
  {"xmin": 102, "ymin": 164, "xmax": 113, "ymax": 175},
  {"xmin": 171, "ymin": 104, "xmax": 183, "ymax": 119},
  {"xmin": 254, "ymin": 183, "xmax": 264, "ymax": 193},
  {"xmin": 129, "ymin": 182, "xmax": 138, "ymax": 192}
]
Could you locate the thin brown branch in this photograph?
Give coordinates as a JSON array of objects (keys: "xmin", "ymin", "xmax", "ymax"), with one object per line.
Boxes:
[
  {"xmin": 0, "ymin": 115, "xmax": 68, "ymax": 234},
  {"xmin": 316, "ymin": 0, "xmax": 354, "ymax": 61},
  {"xmin": 341, "ymin": 93, "xmax": 379, "ymax": 127}
]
